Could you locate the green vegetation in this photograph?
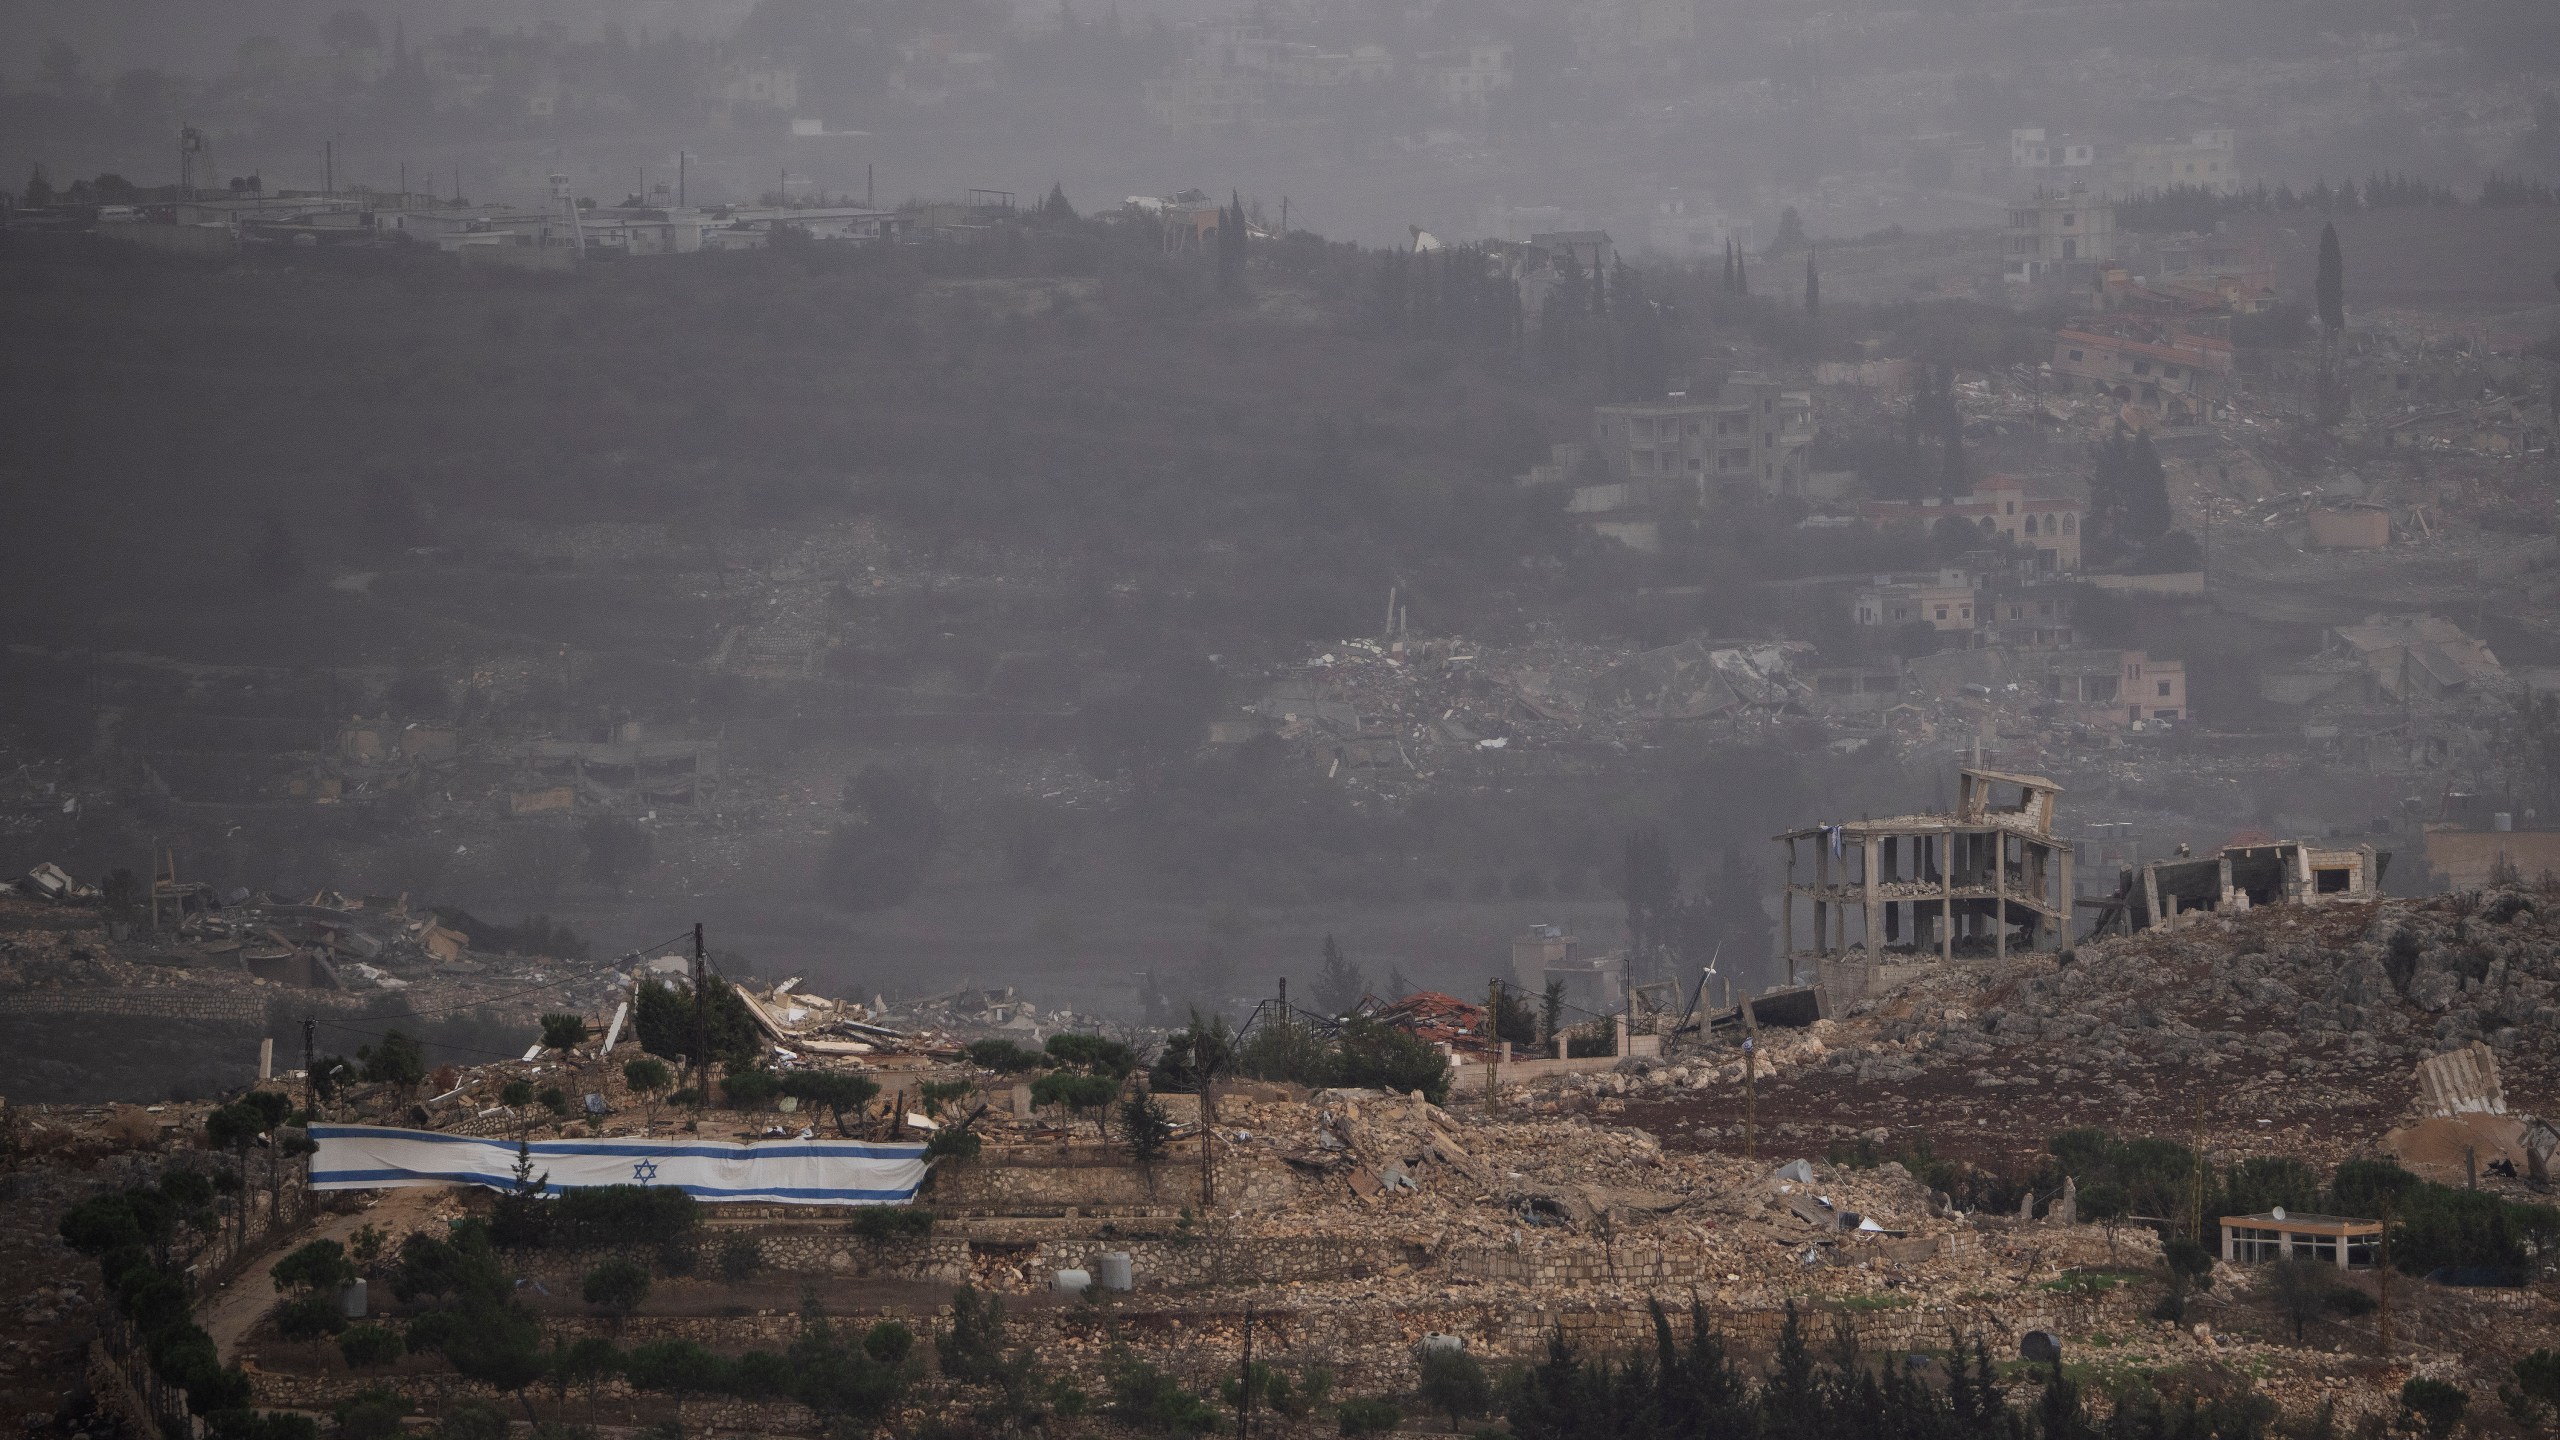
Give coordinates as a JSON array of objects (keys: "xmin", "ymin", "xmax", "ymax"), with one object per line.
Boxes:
[
  {"xmin": 1417, "ymin": 1343, "xmax": 1492, "ymax": 1426},
  {"xmin": 632, "ymin": 979, "xmax": 761, "ymax": 1071},
  {"xmin": 336, "ymin": 1324, "xmax": 405, "ymax": 1370},
  {"xmin": 1123, "ymin": 1093, "xmax": 1175, "ymax": 1167},
  {"xmin": 1045, "ymin": 1032, "xmax": 1141, "ymax": 1077},
  {"xmin": 777, "ymin": 1069, "xmax": 881, "ymax": 1136},
  {"xmin": 966, "ymin": 1039, "xmax": 1046, "ymax": 1073},
  {"xmin": 717, "ymin": 1235, "xmax": 763, "ymax": 1284},
  {"xmin": 622, "ymin": 1057, "xmax": 673, "ymax": 1125},
  {"xmin": 2503, "ymin": 1349, "xmax": 2560, "ymax": 1430},
  {"xmin": 1335, "ymin": 1397, "xmax": 1400, "ymax": 1436},
  {"xmin": 848, "ymin": 1206, "xmax": 936, "ymax": 1241},
  {"xmin": 1503, "ymin": 1300, "xmax": 2277, "ymax": 1440},
  {"xmin": 1108, "ymin": 1350, "xmax": 1225, "ymax": 1435},
  {"xmin": 580, "ymin": 1257, "xmax": 651, "ymax": 1321},
  {"xmin": 60, "ymin": 1171, "xmax": 260, "ymax": 1424},
  {"xmin": 538, "ymin": 1013, "xmax": 589, "ymax": 1053},
  {"xmin": 2401, "ymin": 1377, "xmax": 2467, "ymax": 1438}
]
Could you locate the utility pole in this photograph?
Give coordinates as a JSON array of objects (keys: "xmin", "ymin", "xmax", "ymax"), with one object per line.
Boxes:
[
  {"xmin": 1485, "ymin": 978, "xmax": 1504, "ymax": 1112},
  {"xmin": 690, "ymin": 922, "xmax": 710, "ymax": 1095},
  {"xmin": 1280, "ymin": 196, "xmax": 1288, "ymax": 235},
  {"xmin": 2189, "ymin": 1096, "xmax": 2208, "ymax": 1243},
  {"xmin": 1741, "ymin": 997, "xmax": 1759, "ymax": 1162},
  {"xmin": 866, "ymin": 162, "xmax": 873, "ymax": 209},
  {"xmin": 2378, "ymin": 1196, "xmax": 2393, "ymax": 1351},
  {"xmin": 1236, "ymin": 1304, "xmax": 1256, "ymax": 1440},
  {"xmin": 302, "ymin": 1016, "xmax": 317, "ymax": 1115},
  {"xmin": 324, "ymin": 139, "xmax": 333, "ymax": 196},
  {"xmin": 678, "ymin": 151, "xmax": 687, "ymax": 209}
]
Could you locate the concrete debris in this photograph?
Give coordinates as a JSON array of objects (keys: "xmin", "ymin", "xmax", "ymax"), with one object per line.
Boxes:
[{"xmin": 2413, "ymin": 1040, "xmax": 2506, "ymax": 1117}]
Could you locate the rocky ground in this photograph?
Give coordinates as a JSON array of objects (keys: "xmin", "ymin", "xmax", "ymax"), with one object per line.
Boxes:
[{"xmin": 1615, "ymin": 892, "xmax": 2558, "ymax": 1178}]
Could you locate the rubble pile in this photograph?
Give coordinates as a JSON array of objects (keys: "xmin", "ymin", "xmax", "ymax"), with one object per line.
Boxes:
[
  {"xmin": 1627, "ymin": 891, "xmax": 2560, "ymax": 1174},
  {"xmin": 1232, "ymin": 633, "xmax": 1816, "ymax": 803}
]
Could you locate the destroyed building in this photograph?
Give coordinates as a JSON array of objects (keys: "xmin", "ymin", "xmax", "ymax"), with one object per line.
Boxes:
[
  {"xmin": 2087, "ymin": 836, "xmax": 2388, "ymax": 935},
  {"xmin": 1776, "ymin": 766, "xmax": 2073, "ymax": 977}
]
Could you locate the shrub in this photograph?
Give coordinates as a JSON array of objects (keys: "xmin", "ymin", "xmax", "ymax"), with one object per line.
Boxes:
[
  {"xmin": 274, "ymin": 1240, "xmax": 356, "ymax": 1298},
  {"xmin": 333, "ymin": 1387, "xmax": 409, "ymax": 1440},
  {"xmin": 537, "ymin": 1086, "xmax": 570, "ymax": 1117},
  {"xmin": 2401, "ymin": 1377, "xmax": 2467, "ymax": 1438},
  {"xmin": 539, "ymin": 1014, "xmax": 589, "ymax": 1052},
  {"xmin": 2161, "ymin": 1237, "xmax": 2215, "ymax": 1290},
  {"xmin": 1107, "ymin": 1352, "xmax": 1223, "ymax": 1435},
  {"xmin": 779, "ymin": 1070, "xmax": 880, "ymax": 1136},
  {"xmin": 581, "ymin": 1258, "xmax": 651, "ymax": 1320},
  {"xmin": 938, "ymin": 1287, "xmax": 1010, "ymax": 1385},
  {"xmin": 1328, "ymin": 1017, "xmax": 1451, "ymax": 1104},
  {"xmin": 718, "ymin": 1235, "xmax": 763, "ymax": 1284},
  {"xmin": 549, "ymin": 1185, "xmax": 699, "ymax": 1249},
  {"xmin": 1045, "ymin": 1033, "xmax": 1139, "ymax": 1077},
  {"xmin": 499, "ymin": 1081, "xmax": 534, "ymax": 1110},
  {"xmin": 849, "ymin": 1207, "xmax": 935, "ymax": 1241},
  {"xmin": 1337, "ymin": 1397, "xmax": 1401, "ymax": 1436},
  {"xmin": 336, "ymin": 1325, "xmax": 405, "ymax": 1370},
  {"xmin": 721, "ymin": 1066, "xmax": 783, "ymax": 1109},
  {"xmin": 1417, "ymin": 1345, "xmax": 1491, "ymax": 1425},
  {"xmin": 633, "ymin": 978, "xmax": 763, "ymax": 1070},
  {"xmin": 275, "ymin": 1294, "xmax": 348, "ymax": 1343},
  {"xmin": 431, "ymin": 1402, "xmax": 509, "ymax": 1440},
  {"xmin": 2505, "ymin": 1349, "xmax": 2560, "ymax": 1429},
  {"xmin": 862, "ymin": 1321, "xmax": 915, "ymax": 1365},
  {"xmin": 966, "ymin": 1039, "xmax": 1045, "ymax": 1073},
  {"xmin": 624, "ymin": 1340, "xmax": 733, "ymax": 1402}
]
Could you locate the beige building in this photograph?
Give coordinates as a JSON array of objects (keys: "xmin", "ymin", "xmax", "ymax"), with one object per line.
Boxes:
[
  {"xmin": 1590, "ymin": 373, "xmax": 1814, "ymax": 500},
  {"xmin": 2022, "ymin": 648, "xmax": 2186, "ymax": 725},
  {"xmin": 1858, "ymin": 475, "xmax": 2087, "ymax": 575},
  {"xmin": 2120, "ymin": 128, "xmax": 2240, "ymax": 194},
  {"xmin": 2003, "ymin": 190, "xmax": 2114, "ymax": 283},
  {"xmin": 1852, "ymin": 570, "xmax": 1979, "ymax": 632}
]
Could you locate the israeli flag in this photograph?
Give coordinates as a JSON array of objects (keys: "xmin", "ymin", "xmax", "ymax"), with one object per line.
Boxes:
[{"xmin": 308, "ymin": 1125, "xmax": 929, "ymax": 1206}]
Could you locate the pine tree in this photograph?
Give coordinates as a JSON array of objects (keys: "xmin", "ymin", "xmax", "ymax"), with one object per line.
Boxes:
[
  {"xmin": 1804, "ymin": 250, "xmax": 1819, "ymax": 317},
  {"xmin": 1722, "ymin": 239, "xmax": 1736, "ymax": 295},
  {"xmin": 1312, "ymin": 935, "xmax": 1367, "ymax": 1017},
  {"xmin": 1217, "ymin": 190, "xmax": 1247, "ymax": 295},
  {"xmin": 2124, "ymin": 430, "xmax": 2171, "ymax": 542},
  {"xmin": 1734, "ymin": 247, "xmax": 1748, "ymax": 296},
  {"xmin": 2315, "ymin": 221, "xmax": 2344, "ymax": 336}
]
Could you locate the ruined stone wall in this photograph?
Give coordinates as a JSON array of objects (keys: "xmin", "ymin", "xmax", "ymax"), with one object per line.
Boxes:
[{"xmin": 926, "ymin": 1151, "xmax": 1301, "ymax": 1213}]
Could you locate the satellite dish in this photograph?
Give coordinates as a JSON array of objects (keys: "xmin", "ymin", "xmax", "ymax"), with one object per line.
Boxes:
[{"xmin": 2271, "ymin": 1205, "xmax": 2286, "ymax": 1221}]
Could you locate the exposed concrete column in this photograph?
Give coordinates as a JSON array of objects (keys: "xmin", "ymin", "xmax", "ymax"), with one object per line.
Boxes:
[
  {"xmin": 1862, "ymin": 834, "xmax": 1882, "ymax": 960},
  {"xmin": 1782, "ymin": 838, "xmax": 1796, "ymax": 984},
  {"xmin": 2142, "ymin": 862, "xmax": 2163, "ymax": 933},
  {"xmin": 1995, "ymin": 832, "xmax": 2008, "ymax": 962},
  {"xmin": 2058, "ymin": 844, "xmax": 2075, "ymax": 950},
  {"xmin": 1814, "ymin": 835, "xmax": 1829, "ymax": 959}
]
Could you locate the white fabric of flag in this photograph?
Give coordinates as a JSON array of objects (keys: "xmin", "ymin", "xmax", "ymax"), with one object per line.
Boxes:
[{"xmin": 309, "ymin": 1124, "xmax": 928, "ymax": 1206}]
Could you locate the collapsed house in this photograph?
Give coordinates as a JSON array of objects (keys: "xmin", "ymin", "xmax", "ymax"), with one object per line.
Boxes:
[
  {"xmin": 2089, "ymin": 837, "xmax": 2388, "ymax": 935},
  {"xmin": 1775, "ymin": 767, "xmax": 2074, "ymax": 978}
]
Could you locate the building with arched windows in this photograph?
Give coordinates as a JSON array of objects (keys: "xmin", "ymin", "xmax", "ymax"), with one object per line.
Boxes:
[{"xmin": 1855, "ymin": 475, "xmax": 2085, "ymax": 574}]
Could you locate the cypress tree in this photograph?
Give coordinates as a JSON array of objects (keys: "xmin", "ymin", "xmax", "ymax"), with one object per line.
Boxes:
[
  {"xmin": 1734, "ymin": 246, "xmax": 1748, "ymax": 296},
  {"xmin": 1805, "ymin": 250, "xmax": 1819, "ymax": 316},
  {"xmin": 1722, "ymin": 239, "xmax": 1735, "ymax": 294},
  {"xmin": 2315, "ymin": 221, "xmax": 2344, "ymax": 335}
]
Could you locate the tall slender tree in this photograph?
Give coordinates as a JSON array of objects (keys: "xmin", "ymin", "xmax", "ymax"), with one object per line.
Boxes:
[
  {"xmin": 1804, "ymin": 250, "xmax": 1819, "ymax": 317},
  {"xmin": 2315, "ymin": 221, "xmax": 2344, "ymax": 336}
]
